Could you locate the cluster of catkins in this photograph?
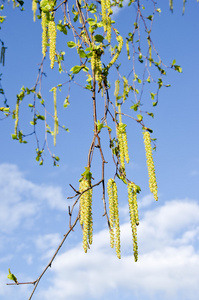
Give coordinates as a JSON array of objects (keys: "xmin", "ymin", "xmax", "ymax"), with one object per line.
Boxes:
[
  {"xmin": 31, "ymin": 0, "xmax": 158, "ymax": 261},
  {"xmin": 41, "ymin": 11, "xmax": 56, "ymax": 69},
  {"xmin": 32, "ymin": 1, "xmax": 56, "ymax": 69}
]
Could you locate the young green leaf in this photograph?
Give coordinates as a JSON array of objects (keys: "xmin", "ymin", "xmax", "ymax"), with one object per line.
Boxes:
[
  {"xmin": 137, "ymin": 114, "xmax": 143, "ymax": 121},
  {"xmin": 130, "ymin": 103, "xmax": 139, "ymax": 111},
  {"xmin": 67, "ymin": 41, "xmax": 76, "ymax": 48},
  {"xmin": 70, "ymin": 65, "xmax": 82, "ymax": 74},
  {"xmin": 94, "ymin": 34, "xmax": 104, "ymax": 43},
  {"xmin": 7, "ymin": 269, "xmax": 18, "ymax": 284},
  {"xmin": 57, "ymin": 24, "xmax": 67, "ymax": 35}
]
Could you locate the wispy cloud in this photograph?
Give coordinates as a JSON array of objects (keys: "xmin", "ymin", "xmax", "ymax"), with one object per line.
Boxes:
[
  {"xmin": 34, "ymin": 233, "xmax": 62, "ymax": 260},
  {"xmin": 0, "ymin": 163, "xmax": 69, "ymax": 233},
  {"xmin": 37, "ymin": 198, "xmax": 199, "ymax": 300},
  {"xmin": 1, "ymin": 164, "xmax": 199, "ymax": 300}
]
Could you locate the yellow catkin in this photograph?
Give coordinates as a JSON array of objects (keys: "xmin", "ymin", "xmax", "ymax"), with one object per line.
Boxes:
[
  {"xmin": 122, "ymin": 128, "xmax": 129, "ymax": 164},
  {"xmin": 48, "ymin": 19, "xmax": 57, "ymax": 69},
  {"xmin": 128, "ymin": 182, "xmax": 139, "ymax": 261},
  {"xmin": 143, "ymin": 131, "xmax": 158, "ymax": 201},
  {"xmin": 106, "ymin": 0, "xmax": 112, "ymax": 43},
  {"xmin": 117, "ymin": 123, "xmax": 125, "ymax": 169},
  {"xmin": 53, "ymin": 87, "xmax": 58, "ymax": 146},
  {"xmin": 107, "ymin": 35, "xmax": 123, "ymax": 69},
  {"xmin": 117, "ymin": 122, "xmax": 130, "ymax": 168},
  {"xmin": 79, "ymin": 178, "xmax": 93, "ymax": 253},
  {"xmin": 79, "ymin": 180, "xmax": 86, "ymax": 226},
  {"xmin": 112, "ymin": 180, "xmax": 121, "ymax": 259},
  {"xmin": 101, "ymin": 0, "xmax": 107, "ymax": 31},
  {"xmin": 107, "ymin": 179, "xmax": 121, "ymax": 258},
  {"xmin": 32, "ymin": 0, "xmax": 37, "ymax": 22},
  {"xmin": 14, "ymin": 99, "xmax": 19, "ymax": 136},
  {"xmin": 106, "ymin": 16, "xmax": 111, "ymax": 43},
  {"xmin": 41, "ymin": 11, "xmax": 48, "ymax": 57},
  {"xmin": 107, "ymin": 179, "xmax": 115, "ymax": 248}
]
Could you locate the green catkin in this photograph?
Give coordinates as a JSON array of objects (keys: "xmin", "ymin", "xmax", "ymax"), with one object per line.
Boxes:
[
  {"xmin": 143, "ymin": 131, "xmax": 158, "ymax": 201},
  {"xmin": 14, "ymin": 99, "xmax": 19, "ymax": 136},
  {"xmin": 53, "ymin": 87, "xmax": 58, "ymax": 146},
  {"xmin": 122, "ymin": 77, "xmax": 129, "ymax": 102},
  {"xmin": 48, "ymin": 19, "xmax": 57, "ymax": 69},
  {"xmin": 12, "ymin": 0, "xmax": 16, "ymax": 8},
  {"xmin": 126, "ymin": 39, "xmax": 130, "ymax": 60},
  {"xmin": 128, "ymin": 182, "xmax": 139, "ymax": 261},
  {"xmin": 91, "ymin": 51, "xmax": 97, "ymax": 73},
  {"xmin": 114, "ymin": 80, "xmax": 120, "ymax": 103},
  {"xmin": 147, "ymin": 37, "xmax": 152, "ymax": 67},
  {"xmin": 107, "ymin": 35, "xmax": 123, "ymax": 69},
  {"xmin": 169, "ymin": 0, "xmax": 173, "ymax": 11},
  {"xmin": 32, "ymin": 0, "xmax": 37, "ymax": 22},
  {"xmin": 107, "ymin": 179, "xmax": 121, "ymax": 258},
  {"xmin": 91, "ymin": 50, "xmax": 102, "ymax": 86},
  {"xmin": 41, "ymin": 11, "xmax": 48, "ymax": 57},
  {"xmin": 95, "ymin": 55, "xmax": 102, "ymax": 83},
  {"xmin": 79, "ymin": 178, "xmax": 93, "ymax": 253}
]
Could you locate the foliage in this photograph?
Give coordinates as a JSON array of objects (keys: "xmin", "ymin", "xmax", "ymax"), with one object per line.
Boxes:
[{"xmin": 0, "ymin": 0, "xmax": 195, "ymax": 299}]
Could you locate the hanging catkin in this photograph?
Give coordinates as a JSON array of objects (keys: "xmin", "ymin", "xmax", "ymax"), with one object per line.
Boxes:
[
  {"xmin": 107, "ymin": 179, "xmax": 121, "ymax": 259},
  {"xmin": 48, "ymin": 19, "xmax": 57, "ymax": 69},
  {"xmin": 143, "ymin": 131, "xmax": 158, "ymax": 201},
  {"xmin": 41, "ymin": 11, "xmax": 48, "ymax": 57},
  {"xmin": 79, "ymin": 178, "xmax": 93, "ymax": 253}
]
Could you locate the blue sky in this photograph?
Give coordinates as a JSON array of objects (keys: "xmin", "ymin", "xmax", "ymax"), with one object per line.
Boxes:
[{"xmin": 0, "ymin": 1, "xmax": 199, "ymax": 300}]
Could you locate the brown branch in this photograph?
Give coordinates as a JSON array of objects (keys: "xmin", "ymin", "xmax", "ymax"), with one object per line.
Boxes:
[
  {"xmin": 27, "ymin": 214, "xmax": 80, "ymax": 300},
  {"xmin": 6, "ymin": 281, "xmax": 36, "ymax": 286}
]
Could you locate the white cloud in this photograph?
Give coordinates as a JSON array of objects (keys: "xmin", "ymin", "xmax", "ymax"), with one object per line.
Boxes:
[
  {"xmin": 37, "ymin": 198, "xmax": 199, "ymax": 300},
  {"xmin": 1, "ymin": 163, "xmax": 199, "ymax": 300},
  {"xmin": 0, "ymin": 163, "xmax": 69, "ymax": 233},
  {"xmin": 34, "ymin": 233, "xmax": 62, "ymax": 260},
  {"xmin": 112, "ymin": 0, "xmax": 129, "ymax": 16}
]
